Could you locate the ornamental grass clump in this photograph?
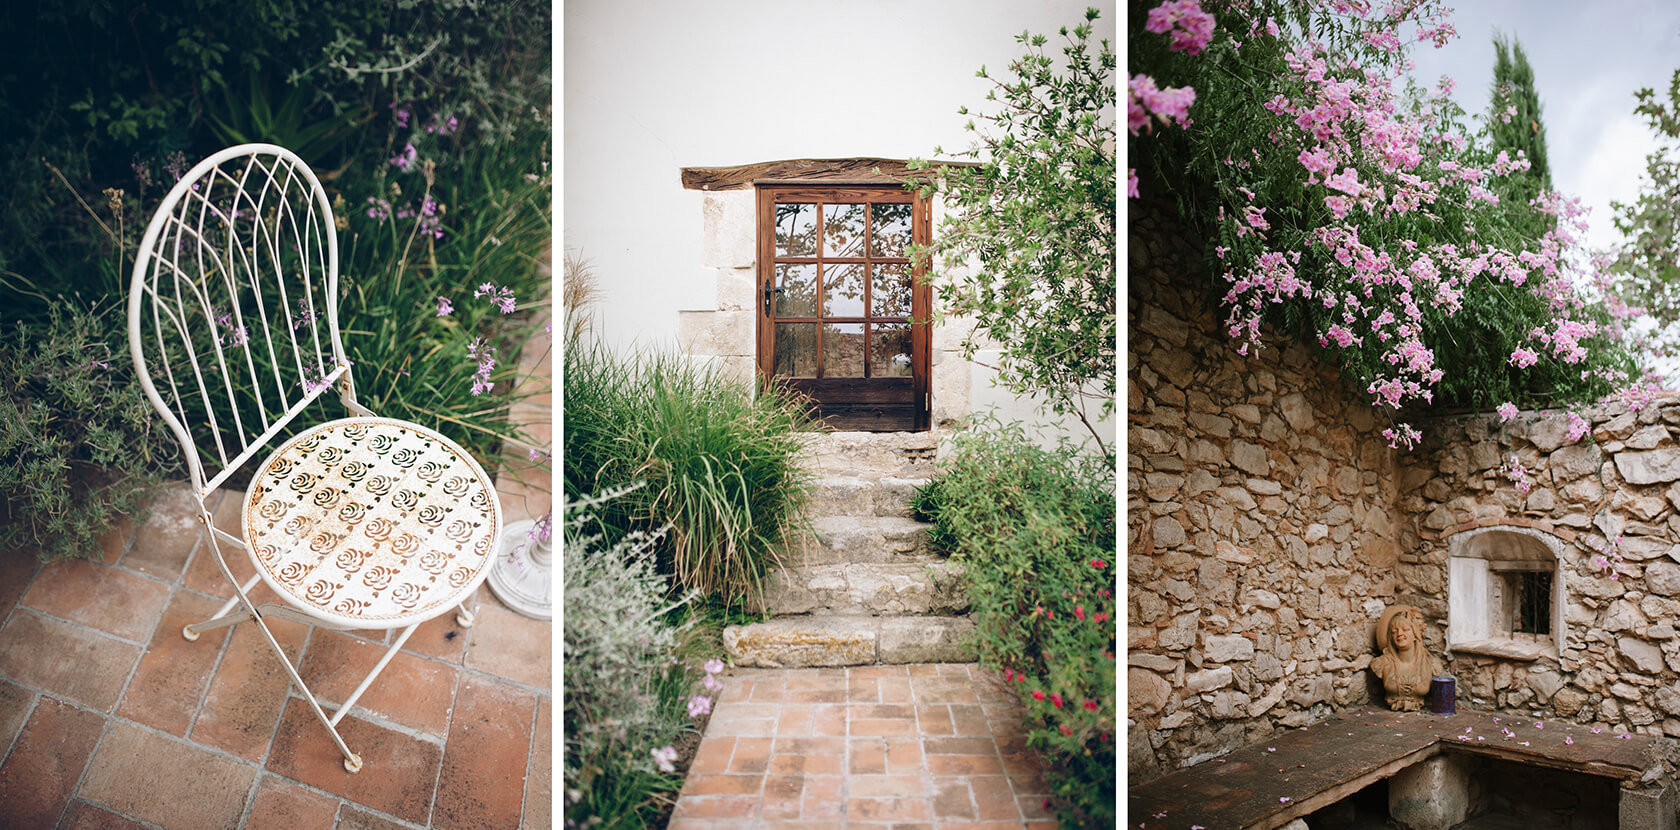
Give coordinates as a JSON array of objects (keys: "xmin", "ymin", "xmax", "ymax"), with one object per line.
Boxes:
[
  {"xmin": 914, "ymin": 416, "xmax": 1116, "ymax": 827},
  {"xmin": 563, "ymin": 338, "xmax": 811, "ymax": 606}
]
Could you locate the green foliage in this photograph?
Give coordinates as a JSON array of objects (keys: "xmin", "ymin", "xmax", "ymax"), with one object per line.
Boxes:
[
  {"xmin": 914, "ymin": 416, "xmax": 1116, "ymax": 826},
  {"xmin": 1131, "ymin": 1, "xmax": 1636, "ymax": 416},
  {"xmin": 0, "ymin": 303, "xmax": 181, "ymax": 560},
  {"xmin": 563, "ymin": 339, "xmax": 811, "ymax": 607},
  {"xmin": 1487, "ymin": 34, "xmax": 1553, "ymax": 241},
  {"xmin": 562, "ymin": 489, "xmax": 698, "ymax": 828},
  {"xmin": 1611, "ymin": 68, "xmax": 1680, "ymax": 363},
  {"xmin": 909, "ymin": 8, "xmax": 1115, "ymax": 449},
  {"xmin": 204, "ymin": 71, "xmax": 372, "ymax": 169}
]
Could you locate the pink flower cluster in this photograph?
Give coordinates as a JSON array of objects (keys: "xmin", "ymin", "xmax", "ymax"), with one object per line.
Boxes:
[
  {"xmin": 466, "ymin": 337, "xmax": 496, "ymax": 396},
  {"xmin": 1501, "ymin": 454, "xmax": 1532, "ymax": 495},
  {"xmin": 1129, "ymin": 75, "xmax": 1196, "ymax": 135},
  {"xmin": 1145, "ymin": 0, "xmax": 1216, "ymax": 55}
]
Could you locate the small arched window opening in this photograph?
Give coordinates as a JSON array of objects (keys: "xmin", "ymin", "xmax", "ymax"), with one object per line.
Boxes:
[{"xmin": 1447, "ymin": 526, "xmax": 1566, "ymax": 661}]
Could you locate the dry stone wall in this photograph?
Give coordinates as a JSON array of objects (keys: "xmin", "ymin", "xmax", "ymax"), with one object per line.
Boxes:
[
  {"xmin": 1399, "ymin": 399, "xmax": 1680, "ymax": 738},
  {"xmin": 1128, "ymin": 203, "xmax": 1404, "ymax": 780}
]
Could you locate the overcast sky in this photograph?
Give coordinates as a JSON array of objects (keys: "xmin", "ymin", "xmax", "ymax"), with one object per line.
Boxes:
[{"xmin": 1405, "ymin": 1, "xmax": 1680, "ymax": 252}]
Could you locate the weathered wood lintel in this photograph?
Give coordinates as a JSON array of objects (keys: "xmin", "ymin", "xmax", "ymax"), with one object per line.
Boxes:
[{"xmin": 680, "ymin": 158, "xmax": 976, "ymax": 191}]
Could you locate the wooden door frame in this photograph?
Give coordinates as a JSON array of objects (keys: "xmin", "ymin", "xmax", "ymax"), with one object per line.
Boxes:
[{"xmin": 755, "ymin": 183, "xmax": 933, "ymax": 431}]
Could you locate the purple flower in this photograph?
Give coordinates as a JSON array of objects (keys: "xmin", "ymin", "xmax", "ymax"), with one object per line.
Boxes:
[
  {"xmin": 436, "ymin": 296, "xmax": 454, "ymax": 317},
  {"xmin": 389, "ymin": 102, "xmax": 411, "ymax": 129},
  {"xmin": 687, "ymin": 695, "xmax": 713, "ymax": 718},
  {"xmin": 389, "ymin": 143, "xmax": 419, "ymax": 171},
  {"xmin": 650, "ymin": 745, "xmax": 677, "ymax": 773},
  {"xmin": 704, "ymin": 658, "xmax": 724, "ymax": 675}
]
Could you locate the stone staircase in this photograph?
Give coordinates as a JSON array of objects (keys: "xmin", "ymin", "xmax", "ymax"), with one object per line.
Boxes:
[{"xmin": 723, "ymin": 431, "xmax": 977, "ymax": 667}]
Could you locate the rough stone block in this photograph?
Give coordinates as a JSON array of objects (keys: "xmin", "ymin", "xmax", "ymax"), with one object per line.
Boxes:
[
  {"xmin": 700, "ymin": 192, "xmax": 756, "ymax": 269},
  {"xmin": 877, "ymin": 616, "xmax": 975, "ymax": 663},
  {"xmin": 1620, "ymin": 782, "xmax": 1680, "ymax": 830},
  {"xmin": 723, "ymin": 619, "xmax": 876, "ymax": 668},
  {"xmin": 1388, "ymin": 754, "xmax": 1470, "ymax": 830}
]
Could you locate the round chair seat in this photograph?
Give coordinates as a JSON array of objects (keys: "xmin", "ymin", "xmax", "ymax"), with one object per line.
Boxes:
[{"xmin": 243, "ymin": 416, "xmax": 502, "ymax": 629}]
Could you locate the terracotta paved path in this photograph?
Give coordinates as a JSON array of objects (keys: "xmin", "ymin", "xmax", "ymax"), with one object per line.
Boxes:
[{"xmin": 669, "ymin": 663, "xmax": 1060, "ymax": 829}]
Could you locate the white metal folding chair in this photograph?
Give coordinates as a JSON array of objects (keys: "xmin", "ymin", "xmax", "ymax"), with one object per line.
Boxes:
[{"xmin": 127, "ymin": 144, "xmax": 503, "ymax": 772}]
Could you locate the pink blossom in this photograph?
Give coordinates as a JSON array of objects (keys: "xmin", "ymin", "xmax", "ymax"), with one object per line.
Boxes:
[
  {"xmin": 651, "ymin": 745, "xmax": 678, "ymax": 773},
  {"xmin": 436, "ymin": 296, "xmax": 454, "ymax": 317},
  {"xmin": 687, "ymin": 695, "xmax": 713, "ymax": 717},
  {"xmin": 704, "ymin": 658, "xmax": 725, "ymax": 675},
  {"xmin": 1509, "ymin": 348, "xmax": 1539, "ymax": 368},
  {"xmin": 1128, "ymin": 168, "xmax": 1140, "ymax": 198},
  {"xmin": 1565, "ymin": 412, "xmax": 1588, "ymax": 442},
  {"xmin": 1496, "ymin": 402, "xmax": 1518, "ymax": 422},
  {"xmin": 1145, "ymin": 0, "xmax": 1217, "ymax": 55}
]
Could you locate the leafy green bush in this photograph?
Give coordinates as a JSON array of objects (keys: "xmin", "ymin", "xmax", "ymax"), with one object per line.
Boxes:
[
  {"xmin": 562, "ymin": 489, "xmax": 698, "ymax": 828},
  {"xmin": 916, "ymin": 416, "xmax": 1116, "ymax": 827},
  {"xmin": 0, "ymin": 304, "xmax": 181, "ymax": 560},
  {"xmin": 563, "ymin": 339, "xmax": 811, "ymax": 606}
]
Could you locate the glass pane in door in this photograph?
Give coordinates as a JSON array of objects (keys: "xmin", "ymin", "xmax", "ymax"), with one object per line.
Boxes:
[
  {"xmin": 870, "ymin": 203, "xmax": 912, "ymax": 256},
  {"xmin": 872, "ymin": 263, "xmax": 912, "ymax": 317},
  {"xmin": 823, "ymin": 323, "xmax": 865, "ymax": 377},
  {"xmin": 824, "ymin": 264, "xmax": 865, "ymax": 318},
  {"xmin": 870, "ymin": 323, "xmax": 913, "ymax": 377},
  {"xmin": 823, "ymin": 204, "xmax": 866, "ymax": 258},
  {"xmin": 774, "ymin": 323, "xmax": 819, "ymax": 377},
  {"xmin": 775, "ymin": 203, "xmax": 818, "ymax": 257},
  {"xmin": 775, "ymin": 264, "xmax": 817, "ymax": 316}
]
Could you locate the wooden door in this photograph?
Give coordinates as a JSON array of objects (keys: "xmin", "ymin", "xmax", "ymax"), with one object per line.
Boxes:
[{"xmin": 756, "ymin": 185, "xmax": 931, "ymax": 431}]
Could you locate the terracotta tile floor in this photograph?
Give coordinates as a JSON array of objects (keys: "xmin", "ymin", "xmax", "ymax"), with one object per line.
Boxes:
[
  {"xmin": 0, "ymin": 463, "xmax": 551, "ymax": 830},
  {"xmin": 669, "ymin": 664, "xmax": 1061, "ymax": 830}
]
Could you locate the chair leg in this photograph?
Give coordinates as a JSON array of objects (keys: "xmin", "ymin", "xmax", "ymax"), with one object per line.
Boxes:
[
  {"xmin": 329, "ymin": 623, "xmax": 418, "ymax": 728},
  {"xmin": 186, "ymin": 573, "xmax": 263, "ymax": 641},
  {"xmin": 455, "ymin": 601, "xmax": 476, "ymax": 628},
  {"xmin": 240, "ymin": 613, "xmax": 365, "ymax": 773},
  {"xmin": 183, "ymin": 606, "xmax": 255, "ymax": 642}
]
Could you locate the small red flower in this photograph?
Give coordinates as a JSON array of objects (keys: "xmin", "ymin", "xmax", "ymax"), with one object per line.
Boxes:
[
  {"xmin": 1104, "ymin": 650, "xmax": 1114, "ymax": 660},
  {"xmin": 1051, "ymin": 693, "xmax": 1064, "ymax": 709},
  {"xmin": 1047, "ymin": 610, "xmax": 1054, "ymax": 620},
  {"xmin": 1090, "ymin": 558, "xmax": 1106, "ymax": 569},
  {"xmin": 1060, "ymin": 724, "xmax": 1073, "ymax": 736},
  {"xmin": 1094, "ymin": 612, "xmax": 1108, "ymax": 624},
  {"xmin": 1074, "ymin": 605, "xmax": 1086, "ymax": 621},
  {"xmin": 1101, "ymin": 732, "xmax": 1109, "ymax": 743},
  {"xmin": 1083, "ymin": 699, "xmax": 1099, "ymax": 711},
  {"xmin": 1003, "ymin": 668, "xmax": 1014, "ymax": 682},
  {"xmin": 1099, "ymin": 588, "xmax": 1110, "ymax": 599},
  {"xmin": 1032, "ymin": 689, "xmax": 1046, "ymax": 702},
  {"xmin": 1016, "ymin": 673, "xmax": 1026, "ymax": 683}
]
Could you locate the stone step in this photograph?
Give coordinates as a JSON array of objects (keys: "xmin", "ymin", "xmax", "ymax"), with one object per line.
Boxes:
[
  {"xmin": 724, "ymin": 614, "xmax": 977, "ymax": 667},
  {"xmin": 791, "ymin": 515, "xmax": 935, "ymax": 564},
  {"xmin": 809, "ymin": 474, "xmax": 931, "ymax": 518},
  {"xmin": 803, "ymin": 430, "xmax": 939, "ymax": 478},
  {"xmin": 749, "ymin": 561, "xmax": 968, "ymax": 616}
]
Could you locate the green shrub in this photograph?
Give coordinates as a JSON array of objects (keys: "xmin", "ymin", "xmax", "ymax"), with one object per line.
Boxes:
[
  {"xmin": 563, "ymin": 339, "xmax": 811, "ymax": 606},
  {"xmin": 916, "ymin": 416, "xmax": 1116, "ymax": 827},
  {"xmin": 562, "ymin": 488, "xmax": 698, "ymax": 828},
  {"xmin": 0, "ymin": 303, "xmax": 181, "ymax": 560}
]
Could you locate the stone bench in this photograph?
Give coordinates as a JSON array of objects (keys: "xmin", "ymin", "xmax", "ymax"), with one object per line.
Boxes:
[{"xmin": 1129, "ymin": 708, "xmax": 1680, "ymax": 830}]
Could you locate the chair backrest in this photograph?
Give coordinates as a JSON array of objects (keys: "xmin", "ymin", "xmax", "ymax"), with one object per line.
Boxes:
[{"xmin": 128, "ymin": 144, "xmax": 359, "ymax": 496}]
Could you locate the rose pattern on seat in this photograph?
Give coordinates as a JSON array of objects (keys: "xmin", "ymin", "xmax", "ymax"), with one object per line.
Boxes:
[{"xmin": 244, "ymin": 418, "xmax": 499, "ymax": 623}]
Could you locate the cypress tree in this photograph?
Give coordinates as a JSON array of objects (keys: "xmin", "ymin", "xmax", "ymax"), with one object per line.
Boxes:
[{"xmin": 1489, "ymin": 33, "xmax": 1552, "ymax": 222}]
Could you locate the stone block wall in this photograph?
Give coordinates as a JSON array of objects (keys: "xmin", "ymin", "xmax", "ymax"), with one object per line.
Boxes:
[
  {"xmin": 1127, "ymin": 203, "xmax": 1404, "ymax": 779},
  {"xmin": 1398, "ymin": 400, "xmax": 1680, "ymax": 736}
]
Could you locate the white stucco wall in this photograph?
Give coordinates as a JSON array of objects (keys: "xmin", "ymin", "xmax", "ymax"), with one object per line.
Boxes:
[{"xmin": 563, "ymin": 0, "xmax": 1116, "ymax": 446}]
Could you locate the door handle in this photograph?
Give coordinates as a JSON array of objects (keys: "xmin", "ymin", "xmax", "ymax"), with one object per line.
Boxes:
[{"xmin": 764, "ymin": 285, "xmax": 785, "ymax": 317}]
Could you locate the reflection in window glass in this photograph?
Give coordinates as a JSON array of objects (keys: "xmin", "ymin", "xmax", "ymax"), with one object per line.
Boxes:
[
  {"xmin": 774, "ymin": 323, "xmax": 819, "ymax": 377},
  {"xmin": 775, "ymin": 203, "xmax": 818, "ymax": 257},
  {"xmin": 823, "ymin": 204, "xmax": 866, "ymax": 258},
  {"xmin": 870, "ymin": 203, "xmax": 912, "ymax": 257},
  {"xmin": 870, "ymin": 323, "xmax": 912, "ymax": 377},
  {"xmin": 776, "ymin": 264, "xmax": 818, "ymax": 317},
  {"xmin": 824, "ymin": 264, "xmax": 865, "ymax": 318},
  {"xmin": 872, "ymin": 263, "xmax": 912, "ymax": 317},
  {"xmin": 823, "ymin": 323, "xmax": 865, "ymax": 377}
]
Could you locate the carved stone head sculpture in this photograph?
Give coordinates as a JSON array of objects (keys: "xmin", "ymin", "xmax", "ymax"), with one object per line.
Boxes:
[{"xmin": 1371, "ymin": 604, "xmax": 1440, "ymax": 712}]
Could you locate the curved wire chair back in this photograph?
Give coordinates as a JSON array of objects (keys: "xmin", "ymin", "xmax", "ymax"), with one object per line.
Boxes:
[{"xmin": 128, "ymin": 144, "xmax": 355, "ymax": 496}]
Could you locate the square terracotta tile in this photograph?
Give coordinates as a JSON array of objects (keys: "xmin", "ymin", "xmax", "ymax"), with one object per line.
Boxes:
[
  {"xmin": 0, "ymin": 696, "xmax": 104, "ymax": 828},
  {"xmin": 768, "ymin": 753, "xmax": 844, "ymax": 777},
  {"xmin": 777, "ymin": 703, "xmax": 816, "ymax": 735},
  {"xmin": 116, "ymin": 592, "xmax": 230, "ymax": 738},
  {"xmin": 800, "ymin": 776, "xmax": 844, "ymax": 821},
  {"xmin": 122, "ymin": 481, "xmax": 206, "ymax": 580},
  {"xmin": 0, "ymin": 610, "xmax": 141, "ymax": 712},
  {"xmin": 266, "ymin": 698, "xmax": 443, "ymax": 825},
  {"xmin": 400, "ymin": 607, "xmax": 471, "ymax": 663},
  {"xmin": 523, "ymin": 695, "xmax": 552, "ymax": 830},
  {"xmin": 463, "ymin": 602, "xmax": 550, "ymax": 688},
  {"xmin": 849, "ymin": 774, "xmax": 928, "ymax": 798},
  {"xmin": 0, "ymin": 549, "xmax": 41, "ymax": 619},
  {"xmin": 433, "ymin": 676, "xmax": 536, "ymax": 830},
  {"xmin": 94, "ymin": 511, "xmax": 137, "ymax": 564},
  {"xmin": 916, "ymin": 705, "xmax": 954, "ymax": 735},
  {"xmin": 79, "ymin": 721, "xmax": 258, "ymax": 830},
  {"xmin": 0, "ymin": 679, "xmax": 34, "ymax": 757},
  {"xmin": 728, "ymin": 737, "xmax": 773, "ymax": 774},
  {"xmin": 971, "ymin": 776, "xmax": 1023, "ymax": 820},
  {"xmin": 191, "ymin": 614, "xmax": 310, "ymax": 760},
  {"xmin": 338, "ymin": 804, "xmax": 421, "ymax": 830},
  {"xmin": 299, "ymin": 628, "xmax": 459, "ymax": 737},
  {"xmin": 681, "ymin": 774, "xmax": 764, "ymax": 796},
  {"xmin": 927, "ymin": 754, "xmax": 1003, "ymax": 776},
  {"xmin": 247, "ymin": 774, "xmax": 342, "ymax": 828},
  {"xmin": 846, "ymin": 797, "xmax": 931, "ymax": 822},
  {"xmin": 61, "ymin": 801, "xmax": 151, "ymax": 829},
  {"xmin": 21, "ymin": 557, "xmax": 171, "ymax": 642},
  {"xmin": 760, "ymin": 774, "xmax": 802, "ymax": 819},
  {"xmin": 931, "ymin": 777, "xmax": 976, "ymax": 819},
  {"xmin": 812, "ymin": 704, "xmax": 847, "ymax": 736},
  {"xmin": 689, "ymin": 736, "xmax": 735, "ymax": 774},
  {"xmin": 848, "ymin": 738, "xmax": 886, "ymax": 775},
  {"xmin": 884, "ymin": 738, "xmax": 925, "ymax": 774}
]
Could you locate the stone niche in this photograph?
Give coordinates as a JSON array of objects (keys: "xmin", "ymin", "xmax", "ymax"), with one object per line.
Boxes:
[{"xmin": 1446, "ymin": 526, "xmax": 1567, "ymax": 661}]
